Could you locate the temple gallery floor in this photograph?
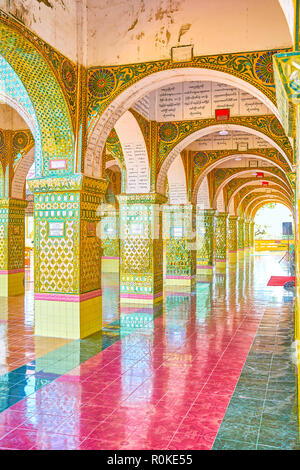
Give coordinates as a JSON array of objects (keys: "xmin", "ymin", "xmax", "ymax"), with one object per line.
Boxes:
[{"xmin": 0, "ymin": 252, "xmax": 298, "ymax": 450}]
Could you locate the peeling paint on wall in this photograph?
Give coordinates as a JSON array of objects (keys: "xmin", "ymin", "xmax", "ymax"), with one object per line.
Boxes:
[{"xmin": 178, "ymin": 23, "xmax": 191, "ymax": 42}]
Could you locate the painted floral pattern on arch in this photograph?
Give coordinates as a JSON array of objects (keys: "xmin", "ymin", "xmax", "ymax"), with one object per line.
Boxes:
[
  {"xmin": 255, "ymin": 51, "xmax": 274, "ymax": 84},
  {"xmin": 159, "ymin": 123, "xmax": 179, "ymax": 142},
  {"xmin": 88, "ymin": 68, "xmax": 116, "ymax": 99}
]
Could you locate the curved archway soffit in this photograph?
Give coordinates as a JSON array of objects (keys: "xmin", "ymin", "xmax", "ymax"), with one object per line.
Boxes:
[
  {"xmin": 239, "ymin": 188, "xmax": 291, "ymax": 210},
  {"xmin": 248, "ymin": 197, "xmax": 292, "ymax": 218},
  {"xmin": 237, "ymin": 186, "xmax": 291, "ymax": 210},
  {"xmin": 192, "ymin": 151, "xmax": 290, "ymax": 204},
  {"xmin": 213, "ymin": 168, "xmax": 292, "ymax": 207},
  {"xmin": 85, "ymin": 52, "xmax": 288, "ymax": 177},
  {"xmin": 157, "ymin": 121, "xmax": 292, "ymax": 196},
  {"xmin": 243, "ymin": 193, "xmax": 292, "ymax": 216},
  {"xmin": 11, "ymin": 146, "xmax": 35, "ymax": 199},
  {"xmin": 0, "ymin": 18, "xmax": 74, "ymax": 177},
  {"xmin": 0, "ymin": 12, "xmax": 78, "ymax": 130},
  {"xmin": 226, "ymin": 178, "xmax": 292, "ymax": 210}
]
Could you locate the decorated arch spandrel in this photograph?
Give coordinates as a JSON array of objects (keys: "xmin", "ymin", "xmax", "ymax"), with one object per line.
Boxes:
[
  {"xmin": 0, "ymin": 15, "xmax": 75, "ymax": 177},
  {"xmin": 157, "ymin": 115, "xmax": 292, "ymax": 170},
  {"xmin": 212, "ymin": 167, "xmax": 292, "ymax": 206},
  {"xmin": 247, "ymin": 197, "xmax": 293, "ymax": 218},
  {"xmin": 191, "ymin": 148, "xmax": 291, "ymax": 204},
  {"xmin": 85, "ymin": 48, "xmax": 289, "ymax": 178},
  {"xmin": 0, "ymin": 128, "xmax": 35, "ymax": 199},
  {"xmin": 87, "ymin": 49, "xmax": 286, "ymax": 129},
  {"xmin": 156, "ymin": 120, "xmax": 292, "ymax": 198},
  {"xmin": 237, "ymin": 185, "xmax": 292, "ymax": 210},
  {"xmin": 240, "ymin": 191, "xmax": 293, "ymax": 217},
  {"xmin": 225, "ymin": 176, "xmax": 293, "ymax": 211}
]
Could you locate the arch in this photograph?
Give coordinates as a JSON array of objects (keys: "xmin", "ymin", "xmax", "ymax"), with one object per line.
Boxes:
[
  {"xmin": 228, "ymin": 198, "xmax": 235, "ymax": 215},
  {"xmin": 167, "ymin": 155, "xmax": 188, "ymax": 204},
  {"xmin": 197, "ymin": 176, "xmax": 211, "ymax": 209},
  {"xmin": 213, "ymin": 168, "xmax": 292, "ymax": 208},
  {"xmin": 0, "ymin": 20, "xmax": 74, "ymax": 176},
  {"xmin": 0, "ymin": 56, "xmax": 41, "ymax": 169},
  {"xmin": 244, "ymin": 194, "xmax": 292, "ymax": 218},
  {"xmin": 0, "ymin": 161, "xmax": 4, "ymax": 198},
  {"xmin": 12, "ymin": 146, "xmax": 35, "ymax": 200},
  {"xmin": 157, "ymin": 123, "xmax": 292, "ymax": 196},
  {"xmin": 248, "ymin": 197, "xmax": 293, "ymax": 218},
  {"xmin": 245, "ymin": 195, "xmax": 289, "ymax": 217},
  {"xmin": 106, "ymin": 159, "xmax": 121, "ymax": 171},
  {"xmin": 237, "ymin": 188, "xmax": 291, "ymax": 213},
  {"xmin": 114, "ymin": 111, "xmax": 150, "ymax": 193},
  {"xmin": 85, "ymin": 66, "xmax": 281, "ymax": 178},
  {"xmin": 226, "ymin": 178, "xmax": 292, "ymax": 212},
  {"xmin": 216, "ymin": 190, "xmax": 225, "ymax": 212},
  {"xmin": 192, "ymin": 151, "xmax": 290, "ymax": 204},
  {"xmin": 278, "ymin": 0, "xmax": 295, "ymax": 43}
]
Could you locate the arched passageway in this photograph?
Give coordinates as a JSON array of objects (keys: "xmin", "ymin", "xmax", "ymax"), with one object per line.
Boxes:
[{"xmin": 0, "ymin": 1, "xmax": 298, "ymax": 452}]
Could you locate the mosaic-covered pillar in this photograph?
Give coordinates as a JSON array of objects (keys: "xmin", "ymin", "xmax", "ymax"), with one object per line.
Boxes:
[
  {"xmin": 163, "ymin": 204, "xmax": 196, "ymax": 287},
  {"xmin": 196, "ymin": 208, "xmax": 215, "ymax": 275},
  {"xmin": 29, "ymin": 176, "xmax": 107, "ymax": 339},
  {"xmin": 118, "ymin": 193, "xmax": 166, "ymax": 304},
  {"xmin": 215, "ymin": 212, "xmax": 228, "ymax": 270},
  {"xmin": 100, "ymin": 206, "xmax": 119, "ymax": 272},
  {"xmin": 0, "ymin": 199, "xmax": 27, "ymax": 296},
  {"xmin": 227, "ymin": 215, "xmax": 238, "ymax": 263},
  {"xmin": 238, "ymin": 217, "xmax": 245, "ymax": 257},
  {"xmin": 244, "ymin": 219, "xmax": 250, "ymax": 253},
  {"xmin": 250, "ymin": 220, "xmax": 255, "ymax": 251}
]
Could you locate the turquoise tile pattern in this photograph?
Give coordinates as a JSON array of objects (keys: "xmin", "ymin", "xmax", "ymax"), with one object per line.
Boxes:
[
  {"xmin": 0, "ymin": 253, "xmax": 298, "ymax": 450},
  {"xmin": 212, "ymin": 256, "xmax": 299, "ymax": 450}
]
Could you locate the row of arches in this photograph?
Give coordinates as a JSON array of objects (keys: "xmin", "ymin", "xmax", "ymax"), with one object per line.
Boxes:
[
  {"xmin": 0, "ymin": 7, "xmax": 295, "ymax": 341},
  {"xmin": 0, "ymin": 11, "xmax": 294, "ymax": 196}
]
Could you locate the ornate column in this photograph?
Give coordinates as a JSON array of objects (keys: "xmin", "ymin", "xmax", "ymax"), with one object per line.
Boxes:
[
  {"xmin": 250, "ymin": 220, "xmax": 255, "ymax": 251},
  {"xmin": 227, "ymin": 215, "xmax": 238, "ymax": 263},
  {"xmin": 244, "ymin": 219, "xmax": 250, "ymax": 254},
  {"xmin": 0, "ymin": 199, "xmax": 27, "ymax": 296},
  {"xmin": 29, "ymin": 175, "xmax": 107, "ymax": 339},
  {"xmin": 163, "ymin": 203, "xmax": 196, "ymax": 287},
  {"xmin": 196, "ymin": 208, "xmax": 215, "ymax": 275},
  {"xmin": 100, "ymin": 205, "xmax": 119, "ymax": 272},
  {"xmin": 273, "ymin": 49, "xmax": 300, "ymax": 395},
  {"xmin": 118, "ymin": 193, "xmax": 166, "ymax": 304},
  {"xmin": 238, "ymin": 216, "xmax": 245, "ymax": 257},
  {"xmin": 215, "ymin": 212, "xmax": 228, "ymax": 270}
]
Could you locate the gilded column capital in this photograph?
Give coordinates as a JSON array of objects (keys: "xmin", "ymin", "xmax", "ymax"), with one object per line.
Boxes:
[
  {"xmin": 0, "ymin": 198, "xmax": 28, "ymax": 209},
  {"xmin": 273, "ymin": 51, "xmax": 300, "ymax": 138},
  {"xmin": 216, "ymin": 211, "xmax": 228, "ymax": 219},
  {"xmin": 28, "ymin": 175, "xmax": 108, "ymax": 195},
  {"xmin": 117, "ymin": 192, "xmax": 168, "ymax": 206},
  {"xmin": 215, "ymin": 211, "xmax": 228, "ymax": 264},
  {"xmin": 197, "ymin": 208, "xmax": 216, "ymax": 217}
]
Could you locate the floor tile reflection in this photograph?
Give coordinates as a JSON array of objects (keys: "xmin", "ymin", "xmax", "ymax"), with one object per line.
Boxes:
[{"xmin": 0, "ymin": 253, "xmax": 298, "ymax": 450}]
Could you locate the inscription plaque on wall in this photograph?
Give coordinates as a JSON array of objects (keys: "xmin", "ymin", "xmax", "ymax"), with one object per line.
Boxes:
[
  {"xmin": 130, "ymin": 223, "xmax": 144, "ymax": 236},
  {"xmin": 48, "ymin": 222, "xmax": 64, "ymax": 237},
  {"xmin": 105, "ymin": 227, "xmax": 115, "ymax": 235},
  {"xmin": 172, "ymin": 226, "xmax": 184, "ymax": 238},
  {"xmin": 49, "ymin": 159, "xmax": 67, "ymax": 170},
  {"xmin": 87, "ymin": 222, "xmax": 96, "ymax": 237},
  {"xmin": 13, "ymin": 226, "xmax": 20, "ymax": 235}
]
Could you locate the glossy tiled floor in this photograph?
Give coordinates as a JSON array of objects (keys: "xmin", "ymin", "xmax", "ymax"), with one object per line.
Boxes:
[{"xmin": 0, "ymin": 252, "xmax": 298, "ymax": 450}]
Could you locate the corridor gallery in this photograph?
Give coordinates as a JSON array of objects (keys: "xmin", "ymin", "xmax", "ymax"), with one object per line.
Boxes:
[{"xmin": 0, "ymin": 0, "xmax": 298, "ymax": 452}]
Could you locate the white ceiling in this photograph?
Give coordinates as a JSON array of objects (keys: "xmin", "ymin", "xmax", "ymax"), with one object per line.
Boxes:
[{"xmin": 3, "ymin": 0, "xmax": 293, "ymax": 65}]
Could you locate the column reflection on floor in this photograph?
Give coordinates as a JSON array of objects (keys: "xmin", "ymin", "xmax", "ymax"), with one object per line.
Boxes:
[{"xmin": 0, "ymin": 253, "xmax": 298, "ymax": 449}]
